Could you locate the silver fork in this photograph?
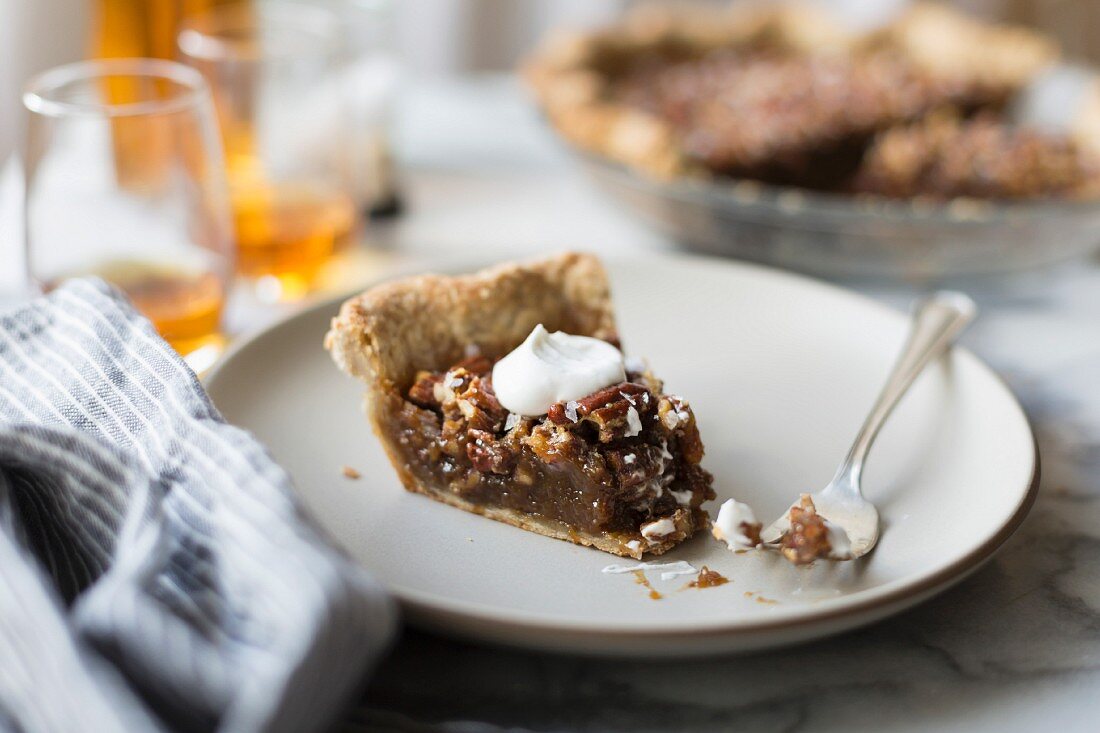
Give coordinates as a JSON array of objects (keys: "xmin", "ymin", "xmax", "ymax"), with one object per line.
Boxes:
[{"xmin": 760, "ymin": 291, "xmax": 978, "ymax": 560}]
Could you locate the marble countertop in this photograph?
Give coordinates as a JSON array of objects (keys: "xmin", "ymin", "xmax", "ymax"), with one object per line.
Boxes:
[{"xmin": 4, "ymin": 76, "xmax": 1098, "ymax": 732}]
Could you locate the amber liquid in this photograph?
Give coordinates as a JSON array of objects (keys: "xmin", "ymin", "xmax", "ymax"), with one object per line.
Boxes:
[
  {"xmin": 92, "ymin": 0, "xmax": 356, "ymax": 300},
  {"xmin": 232, "ymin": 180, "xmax": 358, "ymax": 301},
  {"xmin": 92, "ymin": 0, "xmax": 249, "ymax": 59},
  {"xmin": 50, "ymin": 262, "xmax": 226, "ymax": 360},
  {"xmin": 91, "ymin": 0, "xmax": 250, "ymax": 189}
]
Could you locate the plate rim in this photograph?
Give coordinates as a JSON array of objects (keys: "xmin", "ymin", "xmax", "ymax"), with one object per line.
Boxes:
[{"xmin": 206, "ymin": 252, "xmax": 1040, "ymax": 639}]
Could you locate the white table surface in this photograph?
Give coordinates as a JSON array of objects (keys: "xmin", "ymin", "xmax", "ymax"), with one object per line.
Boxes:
[{"xmin": 6, "ymin": 76, "xmax": 1100, "ymax": 733}]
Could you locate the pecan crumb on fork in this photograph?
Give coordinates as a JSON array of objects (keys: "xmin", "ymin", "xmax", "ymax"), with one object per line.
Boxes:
[{"xmin": 780, "ymin": 495, "xmax": 832, "ymax": 565}]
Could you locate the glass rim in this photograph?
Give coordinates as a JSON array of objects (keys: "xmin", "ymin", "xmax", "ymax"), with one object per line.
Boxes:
[
  {"xmin": 178, "ymin": 2, "xmax": 342, "ymax": 63},
  {"xmin": 23, "ymin": 58, "xmax": 210, "ymax": 119}
]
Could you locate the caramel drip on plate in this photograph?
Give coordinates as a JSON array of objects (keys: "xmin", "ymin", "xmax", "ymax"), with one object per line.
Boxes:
[
  {"xmin": 686, "ymin": 566, "xmax": 729, "ymax": 589},
  {"xmin": 632, "ymin": 569, "xmax": 663, "ymax": 600}
]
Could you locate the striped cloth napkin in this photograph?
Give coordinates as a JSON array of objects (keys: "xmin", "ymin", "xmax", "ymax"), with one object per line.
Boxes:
[{"xmin": 0, "ymin": 279, "xmax": 396, "ymax": 733}]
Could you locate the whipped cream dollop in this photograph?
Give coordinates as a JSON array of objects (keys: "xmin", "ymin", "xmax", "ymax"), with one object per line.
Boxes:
[
  {"xmin": 491, "ymin": 324, "xmax": 626, "ymax": 416},
  {"xmin": 711, "ymin": 499, "xmax": 760, "ymax": 550}
]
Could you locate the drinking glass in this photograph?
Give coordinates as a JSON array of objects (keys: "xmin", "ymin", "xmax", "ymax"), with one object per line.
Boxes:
[
  {"xmin": 23, "ymin": 59, "xmax": 234, "ymax": 373},
  {"xmin": 179, "ymin": 2, "xmax": 358, "ymax": 303}
]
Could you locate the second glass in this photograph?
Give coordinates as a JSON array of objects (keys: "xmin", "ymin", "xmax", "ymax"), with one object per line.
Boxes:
[
  {"xmin": 179, "ymin": 2, "xmax": 358, "ymax": 302},
  {"xmin": 23, "ymin": 59, "xmax": 233, "ymax": 373}
]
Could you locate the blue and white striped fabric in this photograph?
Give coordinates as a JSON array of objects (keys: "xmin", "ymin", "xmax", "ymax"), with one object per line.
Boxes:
[{"xmin": 0, "ymin": 279, "xmax": 396, "ymax": 733}]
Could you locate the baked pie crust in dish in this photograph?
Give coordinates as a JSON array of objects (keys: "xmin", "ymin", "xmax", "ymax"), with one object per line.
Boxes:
[{"xmin": 325, "ymin": 253, "xmax": 716, "ymax": 559}]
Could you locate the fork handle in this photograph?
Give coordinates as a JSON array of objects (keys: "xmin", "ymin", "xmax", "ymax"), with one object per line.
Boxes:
[{"xmin": 829, "ymin": 291, "xmax": 977, "ymax": 493}]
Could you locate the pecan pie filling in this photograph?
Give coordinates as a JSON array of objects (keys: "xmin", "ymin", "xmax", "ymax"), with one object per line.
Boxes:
[
  {"xmin": 610, "ymin": 48, "xmax": 988, "ymax": 188},
  {"xmin": 607, "ymin": 48, "xmax": 1100, "ymax": 198},
  {"xmin": 388, "ymin": 351, "xmax": 714, "ymax": 551}
]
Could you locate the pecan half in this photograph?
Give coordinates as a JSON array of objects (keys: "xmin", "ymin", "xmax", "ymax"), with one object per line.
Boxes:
[
  {"xmin": 456, "ymin": 376, "xmax": 507, "ymax": 433},
  {"xmin": 438, "ymin": 367, "xmax": 474, "ymax": 408},
  {"xmin": 435, "ymin": 366, "xmax": 507, "ymax": 434},
  {"xmin": 408, "ymin": 371, "xmax": 443, "ymax": 409},
  {"xmin": 548, "ymin": 382, "xmax": 654, "ymax": 442},
  {"xmin": 548, "ymin": 382, "xmax": 651, "ymax": 423},
  {"xmin": 466, "ymin": 429, "xmax": 515, "ymax": 474},
  {"xmin": 453, "ymin": 353, "xmax": 492, "ymax": 376},
  {"xmin": 523, "ymin": 423, "xmax": 595, "ymax": 470}
]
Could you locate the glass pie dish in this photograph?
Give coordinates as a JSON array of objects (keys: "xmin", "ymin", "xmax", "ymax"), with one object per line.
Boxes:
[{"xmin": 577, "ymin": 151, "xmax": 1100, "ymax": 280}]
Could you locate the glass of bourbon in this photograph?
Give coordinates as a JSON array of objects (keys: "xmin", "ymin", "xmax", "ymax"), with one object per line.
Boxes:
[
  {"xmin": 179, "ymin": 2, "xmax": 359, "ymax": 303},
  {"xmin": 22, "ymin": 59, "xmax": 233, "ymax": 374}
]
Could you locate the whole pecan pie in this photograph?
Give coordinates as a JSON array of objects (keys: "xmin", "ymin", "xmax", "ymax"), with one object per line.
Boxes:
[
  {"xmin": 324, "ymin": 254, "xmax": 715, "ymax": 558},
  {"xmin": 524, "ymin": 2, "xmax": 1100, "ymax": 200}
]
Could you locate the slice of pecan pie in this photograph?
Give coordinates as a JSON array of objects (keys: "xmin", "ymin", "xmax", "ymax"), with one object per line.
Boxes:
[{"xmin": 324, "ymin": 253, "xmax": 715, "ymax": 558}]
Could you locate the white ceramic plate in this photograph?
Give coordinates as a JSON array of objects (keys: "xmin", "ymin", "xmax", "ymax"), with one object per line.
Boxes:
[{"xmin": 206, "ymin": 255, "xmax": 1038, "ymax": 657}]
